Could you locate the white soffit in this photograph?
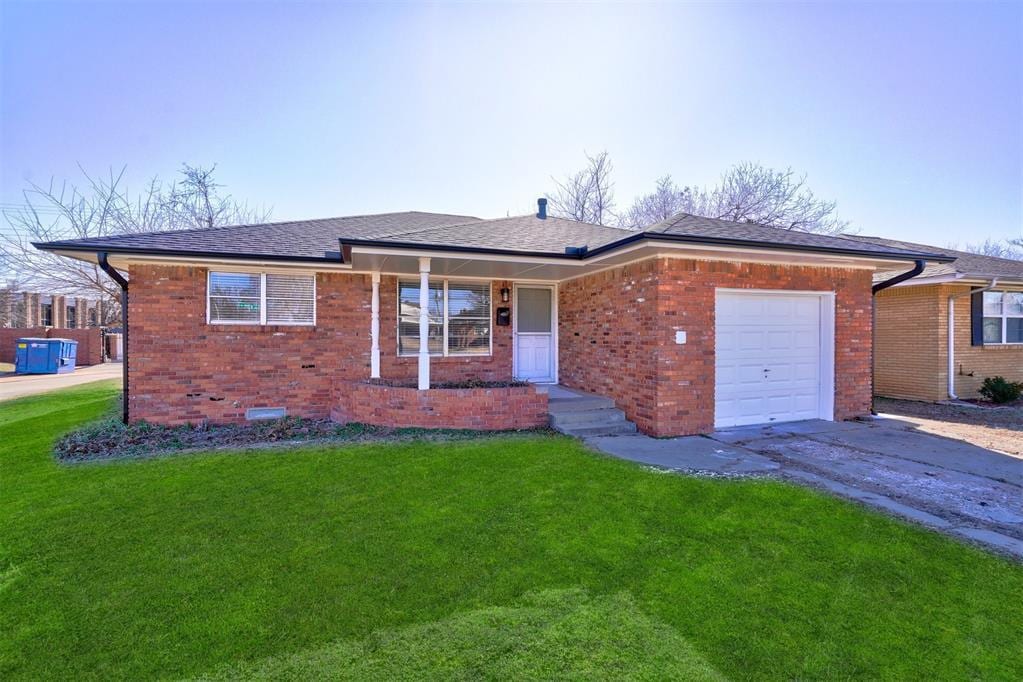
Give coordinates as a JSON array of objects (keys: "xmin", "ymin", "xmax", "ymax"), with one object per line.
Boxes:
[{"xmin": 54, "ymin": 240, "xmax": 921, "ymax": 282}]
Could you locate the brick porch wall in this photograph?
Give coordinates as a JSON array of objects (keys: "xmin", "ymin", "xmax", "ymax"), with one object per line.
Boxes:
[
  {"xmin": 332, "ymin": 380, "xmax": 547, "ymax": 430},
  {"xmin": 943, "ymin": 283, "xmax": 1023, "ymax": 399},
  {"xmin": 559, "ymin": 258, "xmax": 874, "ymax": 437},
  {"xmin": 127, "ymin": 265, "xmax": 514, "ymax": 425}
]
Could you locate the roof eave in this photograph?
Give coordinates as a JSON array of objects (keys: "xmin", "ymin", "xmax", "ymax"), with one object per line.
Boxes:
[
  {"xmin": 33, "ymin": 241, "xmax": 343, "ymax": 265},
  {"xmin": 630, "ymin": 231, "xmax": 957, "ymax": 264},
  {"xmin": 36, "ymin": 230, "xmax": 957, "ymax": 270}
]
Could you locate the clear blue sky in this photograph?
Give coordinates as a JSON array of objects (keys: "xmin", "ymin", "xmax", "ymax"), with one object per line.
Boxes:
[{"xmin": 2, "ymin": 1, "xmax": 1020, "ymax": 243}]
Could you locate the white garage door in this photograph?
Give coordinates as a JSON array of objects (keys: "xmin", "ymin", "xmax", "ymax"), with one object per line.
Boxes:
[{"xmin": 715, "ymin": 291, "xmax": 832, "ymax": 428}]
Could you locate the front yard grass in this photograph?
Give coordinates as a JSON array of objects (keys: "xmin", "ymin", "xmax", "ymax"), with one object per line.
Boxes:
[{"xmin": 2, "ymin": 382, "xmax": 1021, "ymax": 679}]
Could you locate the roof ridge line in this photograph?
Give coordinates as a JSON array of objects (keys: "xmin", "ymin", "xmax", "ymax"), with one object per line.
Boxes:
[
  {"xmin": 373, "ymin": 213, "xmax": 636, "ymax": 241},
  {"xmin": 372, "ymin": 215, "xmax": 498, "ymax": 239}
]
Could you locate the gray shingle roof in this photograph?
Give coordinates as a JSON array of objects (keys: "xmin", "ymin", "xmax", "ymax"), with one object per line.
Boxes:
[
  {"xmin": 368, "ymin": 214, "xmax": 634, "ymax": 252},
  {"xmin": 646, "ymin": 213, "xmax": 938, "ymax": 259},
  {"xmin": 34, "ymin": 208, "xmax": 952, "ymax": 265},
  {"xmin": 847, "ymin": 236, "xmax": 1023, "ymax": 282},
  {"xmin": 35, "ymin": 211, "xmax": 479, "ymax": 261}
]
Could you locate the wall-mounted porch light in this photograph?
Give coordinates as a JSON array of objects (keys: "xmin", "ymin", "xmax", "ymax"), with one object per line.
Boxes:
[{"xmin": 500, "ymin": 287, "xmax": 510, "ymax": 303}]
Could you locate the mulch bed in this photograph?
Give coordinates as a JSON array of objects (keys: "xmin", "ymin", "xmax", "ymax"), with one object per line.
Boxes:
[{"xmin": 55, "ymin": 414, "xmax": 551, "ymax": 463}]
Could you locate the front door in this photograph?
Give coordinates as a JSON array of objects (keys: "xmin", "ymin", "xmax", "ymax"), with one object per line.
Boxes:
[{"xmin": 514, "ymin": 286, "xmax": 555, "ymax": 382}]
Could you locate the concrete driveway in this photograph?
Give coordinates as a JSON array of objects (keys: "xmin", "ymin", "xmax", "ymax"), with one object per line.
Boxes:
[
  {"xmin": 0, "ymin": 363, "xmax": 123, "ymax": 402},
  {"xmin": 588, "ymin": 417, "xmax": 1023, "ymax": 559}
]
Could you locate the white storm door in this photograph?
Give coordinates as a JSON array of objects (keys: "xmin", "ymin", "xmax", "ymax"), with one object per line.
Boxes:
[
  {"xmin": 715, "ymin": 291, "xmax": 830, "ymax": 428},
  {"xmin": 514, "ymin": 286, "xmax": 555, "ymax": 382}
]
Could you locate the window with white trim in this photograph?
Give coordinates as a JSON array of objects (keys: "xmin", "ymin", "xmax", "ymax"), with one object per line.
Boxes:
[
  {"xmin": 208, "ymin": 271, "xmax": 316, "ymax": 325},
  {"xmin": 398, "ymin": 280, "xmax": 491, "ymax": 356},
  {"xmin": 982, "ymin": 291, "xmax": 1023, "ymax": 344}
]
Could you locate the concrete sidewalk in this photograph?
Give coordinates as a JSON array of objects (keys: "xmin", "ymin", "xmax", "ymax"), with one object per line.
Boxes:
[
  {"xmin": 585, "ymin": 418, "xmax": 1023, "ymax": 560},
  {"xmin": 0, "ymin": 363, "xmax": 123, "ymax": 402}
]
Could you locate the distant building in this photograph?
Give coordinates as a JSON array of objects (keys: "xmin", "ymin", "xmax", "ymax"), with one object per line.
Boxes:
[{"xmin": 0, "ymin": 291, "xmax": 106, "ymax": 329}]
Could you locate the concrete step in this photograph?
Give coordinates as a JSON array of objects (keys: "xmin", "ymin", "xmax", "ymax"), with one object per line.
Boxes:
[
  {"xmin": 547, "ymin": 396, "xmax": 616, "ymax": 413},
  {"xmin": 557, "ymin": 421, "xmax": 639, "ymax": 437},
  {"xmin": 549, "ymin": 407, "xmax": 628, "ymax": 428}
]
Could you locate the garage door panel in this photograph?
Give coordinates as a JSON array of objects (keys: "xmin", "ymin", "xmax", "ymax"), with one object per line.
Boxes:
[{"xmin": 715, "ymin": 291, "xmax": 827, "ymax": 429}]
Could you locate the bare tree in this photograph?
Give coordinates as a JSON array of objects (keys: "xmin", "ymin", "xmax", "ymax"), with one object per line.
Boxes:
[
  {"xmin": 1, "ymin": 164, "xmax": 271, "ymax": 323},
  {"xmin": 547, "ymin": 151, "xmax": 617, "ymax": 226},
  {"xmin": 619, "ymin": 175, "xmax": 693, "ymax": 228},
  {"xmin": 953, "ymin": 238, "xmax": 1023, "ymax": 261},
  {"xmin": 621, "ymin": 162, "xmax": 850, "ymax": 234}
]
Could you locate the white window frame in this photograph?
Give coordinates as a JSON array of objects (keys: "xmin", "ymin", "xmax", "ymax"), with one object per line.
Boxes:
[
  {"xmin": 206, "ymin": 270, "xmax": 317, "ymax": 326},
  {"xmin": 982, "ymin": 291, "xmax": 1023, "ymax": 345},
  {"xmin": 397, "ymin": 278, "xmax": 493, "ymax": 357}
]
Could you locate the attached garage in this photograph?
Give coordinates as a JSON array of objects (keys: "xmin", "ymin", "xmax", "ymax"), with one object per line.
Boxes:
[{"xmin": 714, "ymin": 290, "xmax": 835, "ymax": 428}]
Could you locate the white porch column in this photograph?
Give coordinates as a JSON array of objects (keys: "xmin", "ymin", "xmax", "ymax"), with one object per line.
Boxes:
[
  {"xmin": 417, "ymin": 257, "xmax": 431, "ymax": 390},
  {"xmin": 370, "ymin": 272, "xmax": 381, "ymax": 378}
]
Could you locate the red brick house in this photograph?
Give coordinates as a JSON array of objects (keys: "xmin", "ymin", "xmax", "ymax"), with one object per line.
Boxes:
[{"xmin": 35, "ymin": 201, "xmax": 950, "ymax": 436}]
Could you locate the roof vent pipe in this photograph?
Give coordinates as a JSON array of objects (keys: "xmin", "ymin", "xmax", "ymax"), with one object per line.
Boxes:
[{"xmin": 536, "ymin": 197, "xmax": 547, "ymax": 220}]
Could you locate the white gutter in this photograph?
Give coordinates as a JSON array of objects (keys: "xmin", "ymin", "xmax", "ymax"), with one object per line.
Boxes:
[{"xmin": 948, "ymin": 279, "xmax": 998, "ymax": 399}]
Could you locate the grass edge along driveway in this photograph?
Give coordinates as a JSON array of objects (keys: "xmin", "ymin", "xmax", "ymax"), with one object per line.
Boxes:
[{"xmin": 1, "ymin": 381, "xmax": 1021, "ymax": 680}]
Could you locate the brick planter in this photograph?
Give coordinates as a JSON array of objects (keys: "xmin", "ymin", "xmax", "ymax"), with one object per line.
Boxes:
[{"xmin": 332, "ymin": 380, "xmax": 548, "ymax": 431}]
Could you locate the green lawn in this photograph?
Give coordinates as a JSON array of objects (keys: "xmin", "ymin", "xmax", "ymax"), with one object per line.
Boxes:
[{"xmin": 2, "ymin": 382, "xmax": 1021, "ymax": 680}]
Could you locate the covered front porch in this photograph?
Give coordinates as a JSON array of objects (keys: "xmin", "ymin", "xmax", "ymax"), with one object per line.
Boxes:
[{"xmin": 362, "ymin": 255, "xmax": 562, "ymax": 391}]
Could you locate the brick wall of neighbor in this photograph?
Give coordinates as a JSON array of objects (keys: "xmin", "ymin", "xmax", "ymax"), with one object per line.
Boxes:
[
  {"xmin": 332, "ymin": 380, "xmax": 547, "ymax": 430},
  {"xmin": 943, "ymin": 283, "xmax": 1023, "ymax": 399},
  {"xmin": 127, "ymin": 265, "xmax": 514, "ymax": 425},
  {"xmin": 0, "ymin": 326, "xmax": 104, "ymax": 366},
  {"xmin": 874, "ymin": 285, "xmax": 946, "ymax": 401},
  {"xmin": 873, "ymin": 283, "xmax": 1023, "ymax": 401},
  {"xmin": 559, "ymin": 258, "xmax": 874, "ymax": 437}
]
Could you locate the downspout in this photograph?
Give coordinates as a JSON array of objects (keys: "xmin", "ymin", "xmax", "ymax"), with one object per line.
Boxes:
[
  {"xmin": 872, "ymin": 260, "xmax": 926, "ymax": 295},
  {"xmin": 871, "ymin": 260, "xmax": 926, "ymax": 414},
  {"xmin": 97, "ymin": 252, "xmax": 129, "ymax": 424},
  {"xmin": 947, "ymin": 279, "xmax": 998, "ymax": 400}
]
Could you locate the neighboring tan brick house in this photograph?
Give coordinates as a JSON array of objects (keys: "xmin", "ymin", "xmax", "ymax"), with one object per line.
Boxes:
[
  {"xmin": 851, "ymin": 237, "xmax": 1023, "ymax": 402},
  {"xmin": 35, "ymin": 202, "xmax": 950, "ymax": 436}
]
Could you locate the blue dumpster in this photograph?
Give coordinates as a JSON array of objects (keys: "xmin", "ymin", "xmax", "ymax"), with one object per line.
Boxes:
[{"xmin": 14, "ymin": 338, "xmax": 78, "ymax": 374}]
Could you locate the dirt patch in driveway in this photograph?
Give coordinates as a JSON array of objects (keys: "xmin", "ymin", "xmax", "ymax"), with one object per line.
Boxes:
[
  {"xmin": 875, "ymin": 398, "xmax": 1023, "ymax": 456},
  {"xmin": 755, "ymin": 437, "xmax": 1023, "ymax": 539}
]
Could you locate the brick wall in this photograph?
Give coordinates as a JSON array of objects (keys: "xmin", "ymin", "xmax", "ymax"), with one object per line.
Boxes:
[
  {"xmin": 874, "ymin": 285, "xmax": 946, "ymax": 401},
  {"xmin": 558, "ymin": 259, "xmax": 661, "ymax": 432},
  {"xmin": 127, "ymin": 265, "xmax": 513, "ymax": 425},
  {"xmin": 944, "ymin": 284, "xmax": 1023, "ymax": 399},
  {"xmin": 331, "ymin": 380, "xmax": 547, "ymax": 430},
  {"xmin": 559, "ymin": 258, "xmax": 874, "ymax": 437},
  {"xmin": 873, "ymin": 284, "xmax": 1023, "ymax": 401},
  {"xmin": 0, "ymin": 327, "xmax": 104, "ymax": 366}
]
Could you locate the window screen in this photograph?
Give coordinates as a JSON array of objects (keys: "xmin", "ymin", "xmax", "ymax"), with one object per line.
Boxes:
[
  {"xmin": 209, "ymin": 272, "xmax": 315, "ymax": 325},
  {"xmin": 398, "ymin": 280, "xmax": 491, "ymax": 355},
  {"xmin": 447, "ymin": 282, "xmax": 491, "ymax": 355},
  {"xmin": 982, "ymin": 291, "xmax": 1023, "ymax": 344},
  {"xmin": 516, "ymin": 288, "xmax": 552, "ymax": 333},
  {"xmin": 266, "ymin": 274, "xmax": 315, "ymax": 324},
  {"xmin": 399, "ymin": 280, "xmax": 444, "ymax": 355}
]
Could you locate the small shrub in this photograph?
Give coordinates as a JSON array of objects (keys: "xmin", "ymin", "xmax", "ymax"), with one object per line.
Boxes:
[{"xmin": 978, "ymin": 376, "xmax": 1023, "ymax": 404}]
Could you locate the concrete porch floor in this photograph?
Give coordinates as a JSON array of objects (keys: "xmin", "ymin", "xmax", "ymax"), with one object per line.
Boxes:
[{"xmin": 586, "ymin": 418, "xmax": 1023, "ymax": 560}]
